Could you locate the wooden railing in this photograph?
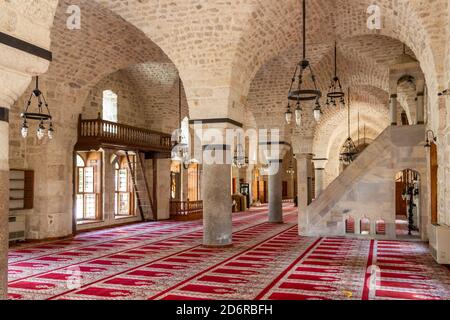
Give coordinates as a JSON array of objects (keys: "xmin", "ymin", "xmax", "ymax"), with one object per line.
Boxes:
[
  {"xmin": 170, "ymin": 200, "xmax": 203, "ymax": 220},
  {"xmin": 76, "ymin": 114, "xmax": 172, "ymax": 153}
]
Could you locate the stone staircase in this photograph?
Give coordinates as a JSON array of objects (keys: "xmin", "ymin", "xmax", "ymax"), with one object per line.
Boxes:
[{"xmin": 300, "ymin": 125, "xmax": 427, "ymax": 239}]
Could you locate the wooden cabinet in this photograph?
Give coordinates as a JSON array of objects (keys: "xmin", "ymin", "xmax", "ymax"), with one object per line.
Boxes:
[
  {"xmin": 10, "ymin": 169, "xmax": 34, "ymax": 211},
  {"xmin": 9, "ymin": 169, "xmax": 34, "ymax": 242}
]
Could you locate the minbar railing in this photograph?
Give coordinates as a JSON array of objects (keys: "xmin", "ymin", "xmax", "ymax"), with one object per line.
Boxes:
[
  {"xmin": 75, "ymin": 114, "xmax": 172, "ymax": 153},
  {"xmin": 170, "ymin": 200, "xmax": 203, "ymax": 221}
]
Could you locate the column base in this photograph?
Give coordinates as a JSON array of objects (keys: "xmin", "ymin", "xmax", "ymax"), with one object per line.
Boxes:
[
  {"xmin": 202, "ymin": 243, "xmax": 233, "ymax": 248},
  {"xmin": 268, "ymin": 220, "xmax": 284, "ymax": 224}
]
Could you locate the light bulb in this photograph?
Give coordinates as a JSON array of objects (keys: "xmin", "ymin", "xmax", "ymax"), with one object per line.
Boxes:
[
  {"xmin": 314, "ymin": 107, "xmax": 322, "ymax": 122},
  {"xmin": 295, "ymin": 107, "xmax": 302, "ymax": 127},
  {"xmin": 48, "ymin": 123, "xmax": 55, "ymax": 140},
  {"xmin": 285, "ymin": 107, "xmax": 293, "ymax": 125},
  {"xmin": 21, "ymin": 122, "xmax": 29, "ymax": 138},
  {"xmin": 37, "ymin": 122, "xmax": 45, "ymax": 140}
]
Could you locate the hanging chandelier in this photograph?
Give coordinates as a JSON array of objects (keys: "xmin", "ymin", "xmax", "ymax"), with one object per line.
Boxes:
[
  {"xmin": 21, "ymin": 77, "xmax": 54, "ymax": 140},
  {"xmin": 286, "ymin": 160, "xmax": 295, "ymax": 175},
  {"xmin": 339, "ymin": 88, "xmax": 358, "ymax": 166},
  {"xmin": 285, "ymin": 0, "xmax": 322, "ymax": 127},
  {"xmin": 172, "ymin": 76, "xmax": 191, "ymax": 170},
  {"xmin": 233, "ymin": 134, "xmax": 248, "ymax": 169},
  {"xmin": 326, "ymin": 42, "xmax": 345, "ymax": 108}
]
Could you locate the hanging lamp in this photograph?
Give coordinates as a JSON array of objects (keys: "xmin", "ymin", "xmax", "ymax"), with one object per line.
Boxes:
[
  {"xmin": 233, "ymin": 133, "xmax": 248, "ymax": 169},
  {"xmin": 172, "ymin": 76, "xmax": 191, "ymax": 169},
  {"xmin": 326, "ymin": 42, "xmax": 346, "ymax": 108},
  {"xmin": 285, "ymin": 0, "xmax": 322, "ymax": 127},
  {"xmin": 21, "ymin": 77, "xmax": 54, "ymax": 140},
  {"xmin": 339, "ymin": 88, "xmax": 358, "ymax": 166}
]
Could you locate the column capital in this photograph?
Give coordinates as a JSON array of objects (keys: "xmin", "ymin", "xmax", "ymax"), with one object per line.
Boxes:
[
  {"xmin": 259, "ymin": 141, "xmax": 291, "ymax": 163},
  {"xmin": 312, "ymin": 158, "xmax": 328, "ymax": 169},
  {"xmin": 295, "ymin": 153, "xmax": 314, "ymax": 160}
]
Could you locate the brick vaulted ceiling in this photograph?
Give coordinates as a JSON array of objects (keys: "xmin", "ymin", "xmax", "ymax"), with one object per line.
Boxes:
[{"xmin": 42, "ymin": 0, "xmax": 447, "ymax": 158}]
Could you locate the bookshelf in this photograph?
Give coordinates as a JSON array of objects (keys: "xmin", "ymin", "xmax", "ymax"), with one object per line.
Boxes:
[{"xmin": 9, "ymin": 169, "xmax": 34, "ymax": 211}]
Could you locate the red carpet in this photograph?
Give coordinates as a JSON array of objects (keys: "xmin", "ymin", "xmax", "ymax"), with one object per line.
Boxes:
[{"xmin": 8, "ymin": 205, "xmax": 450, "ymax": 300}]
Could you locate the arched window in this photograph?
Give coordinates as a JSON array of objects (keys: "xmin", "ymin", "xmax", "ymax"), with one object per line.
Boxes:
[
  {"xmin": 115, "ymin": 155, "xmax": 136, "ymax": 217},
  {"xmin": 103, "ymin": 90, "xmax": 118, "ymax": 123},
  {"xmin": 76, "ymin": 155, "xmax": 85, "ymax": 167},
  {"xmin": 75, "ymin": 152, "xmax": 101, "ymax": 222}
]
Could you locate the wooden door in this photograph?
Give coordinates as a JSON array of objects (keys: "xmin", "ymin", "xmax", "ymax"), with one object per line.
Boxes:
[
  {"xmin": 395, "ymin": 181, "xmax": 407, "ymax": 217},
  {"xmin": 282, "ymin": 181, "xmax": 288, "ymax": 198}
]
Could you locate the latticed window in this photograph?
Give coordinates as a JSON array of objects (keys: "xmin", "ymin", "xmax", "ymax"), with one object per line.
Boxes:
[
  {"xmin": 114, "ymin": 156, "xmax": 136, "ymax": 217},
  {"xmin": 76, "ymin": 154, "xmax": 99, "ymax": 221}
]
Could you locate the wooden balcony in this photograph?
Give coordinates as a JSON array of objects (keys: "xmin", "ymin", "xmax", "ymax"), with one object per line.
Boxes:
[
  {"xmin": 170, "ymin": 200, "xmax": 203, "ymax": 221},
  {"xmin": 75, "ymin": 114, "xmax": 172, "ymax": 155}
]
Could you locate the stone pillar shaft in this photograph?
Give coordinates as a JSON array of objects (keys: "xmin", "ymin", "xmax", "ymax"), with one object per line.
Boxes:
[
  {"xmin": 246, "ymin": 165, "xmax": 254, "ymax": 206},
  {"xmin": 390, "ymin": 94, "xmax": 398, "ymax": 125},
  {"xmin": 417, "ymin": 93, "xmax": 425, "ymax": 124},
  {"xmin": 202, "ymin": 162, "xmax": 232, "ymax": 246},
  {"xmin": 315, "ymin": 168, "xmax": 325, "ymax": 198},
  {"xmin": 296, "ymin": 154, "xmax": 313, "ymax": 212},
  {"xmin": 268, "ymin": 160, "xmax": 283, "ymax": 223},
  {"xmin": 0, "ymin": 116, "xmax": 8, "ymax": 300}
]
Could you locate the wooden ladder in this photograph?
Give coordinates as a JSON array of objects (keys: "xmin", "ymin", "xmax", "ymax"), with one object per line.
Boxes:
[{"xmin": 125, "ymin": 151, "xmax": 156, "ymax": 221}]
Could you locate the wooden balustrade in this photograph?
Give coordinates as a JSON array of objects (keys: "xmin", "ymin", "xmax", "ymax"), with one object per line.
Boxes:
[
  {"xmin": 76, "ymin": 114, "xmax": 172, "ymax": 153},
  {"xmin": 170, "ymin": 200, "xmax": 203, "ymax": 221}
]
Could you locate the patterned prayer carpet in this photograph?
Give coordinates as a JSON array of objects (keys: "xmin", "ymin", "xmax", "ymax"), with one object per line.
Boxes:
[{"xmin": 7, "ymin": 205, "xmax": 450, "ymax": 300}]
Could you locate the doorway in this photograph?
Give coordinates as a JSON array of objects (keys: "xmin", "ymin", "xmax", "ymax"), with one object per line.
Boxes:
[{"xmin": 395, "ymin": 169, "xmax": 421, "ymax": 238}]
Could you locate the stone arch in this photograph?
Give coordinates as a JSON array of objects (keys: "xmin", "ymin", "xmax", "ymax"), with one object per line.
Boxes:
[
  {"xmin": 395, "ymin": 169, "xmax": 422, "ymax": 238},
  {"xmin": 8, "ymin": 0, "xmax": 185, "ymax": 239},
  {"xmin": 232, "ymin": 0, "xmax": 442, "ymax": 111}
]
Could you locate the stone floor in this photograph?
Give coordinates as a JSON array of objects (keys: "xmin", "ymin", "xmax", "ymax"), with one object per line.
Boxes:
[{"xmin": 7, "ymin": 205, "xmax": 450, "ymax": 300}]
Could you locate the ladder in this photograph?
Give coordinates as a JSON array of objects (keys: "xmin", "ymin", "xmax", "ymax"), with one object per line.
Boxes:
[{"xmin": 125, "ymin": 151, "xmax": 156, "ymax": 221}]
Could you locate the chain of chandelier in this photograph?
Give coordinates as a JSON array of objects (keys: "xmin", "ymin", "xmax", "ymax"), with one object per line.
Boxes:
[
  {"xmin": 285, "ymin": 0, "xmax": 346, "ymax": 127},
  {"xmin": 284, "ymin": 0, "xmax": 359, "ymax": 166}
]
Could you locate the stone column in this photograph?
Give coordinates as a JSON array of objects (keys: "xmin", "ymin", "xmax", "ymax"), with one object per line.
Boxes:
[
  {"xmin": 103, "ymin": 149, "xmax": 115, "ymax": 222},
  {"xmin": 202, "ymin": 143, "xmax": 232, "ymax": 247},
  {"xmin": 416, "ymin": 92, "xmax": 425, "ymax": 125},
  {"xmin": 296, "ymin": 154, "xmax": 312, "ymax": 229},
  {"xmin": 0, "ymin": 106, "xmax": 9, "ymax": 300},
  {"xmin": 156, "ymin": 159, "xmax": 171, "ymax": 220},
  {"xmin": 390, "ymin": 94, "xmax": 398, "ymax": 125},
  {"xmin": 268, "ymin": 160, "xmax": 283, "ymax": 223},
  {"xmin": 312, "ymin": 159, "xmax": 327, "ymax": 199},
  {"xmin": 314, "ymin": 168, "xmax": 324, "ymax": 198},
  {"xmin": 180, "ymin": 165, "xmax": 189, "ymax": 201},
  {"xmin": 0, "ymin": 0, "xmax": 58, "ymax": 300},
  {"xmin": 246, "ymin": 165, "xmax": 254, "ymax": 207}
]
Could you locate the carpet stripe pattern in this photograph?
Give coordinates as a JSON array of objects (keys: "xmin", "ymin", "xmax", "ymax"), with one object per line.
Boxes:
[{"xmin": 7, "ymin": 205, "xmax": 450, "ymax": 300}]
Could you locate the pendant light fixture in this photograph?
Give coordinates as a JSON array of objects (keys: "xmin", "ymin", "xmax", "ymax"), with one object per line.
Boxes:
[
  {"xmin": 339, "ymin": 88, "xmax": 358, "ymax": 166},
  {"xmin": 326, "ymin": 42, "xmax": 345, "ymax": 108},
  {"xmin": 172, "ymin": 76, "xmax": 191, "ymax": 169},
  {"xmin": 285, "ymin": 0, "xmax": 322, "ymax": 127},
  {"xmin": 21, "ymin": 77, "xmax": 54, "ymax": 140},
  {"xmin": 233, "ymin": 133, "xmax": 248, "ymax": 169}
]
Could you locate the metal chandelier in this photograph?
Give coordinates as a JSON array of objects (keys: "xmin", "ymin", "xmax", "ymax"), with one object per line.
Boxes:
[
  {"xmin": 339, "ymin": 88, "xmax": 358, "ymax": 166},
  {"xmin": 326, "ymin": 42, "xmax": 345, "ymax": 108},
  {"xmin": 21, "ymin": 77, "xmax": 54, "ymax": 140},
  {"xmin": 285, "ymin": 0, "xmax": 322, "ymax": 127}
]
